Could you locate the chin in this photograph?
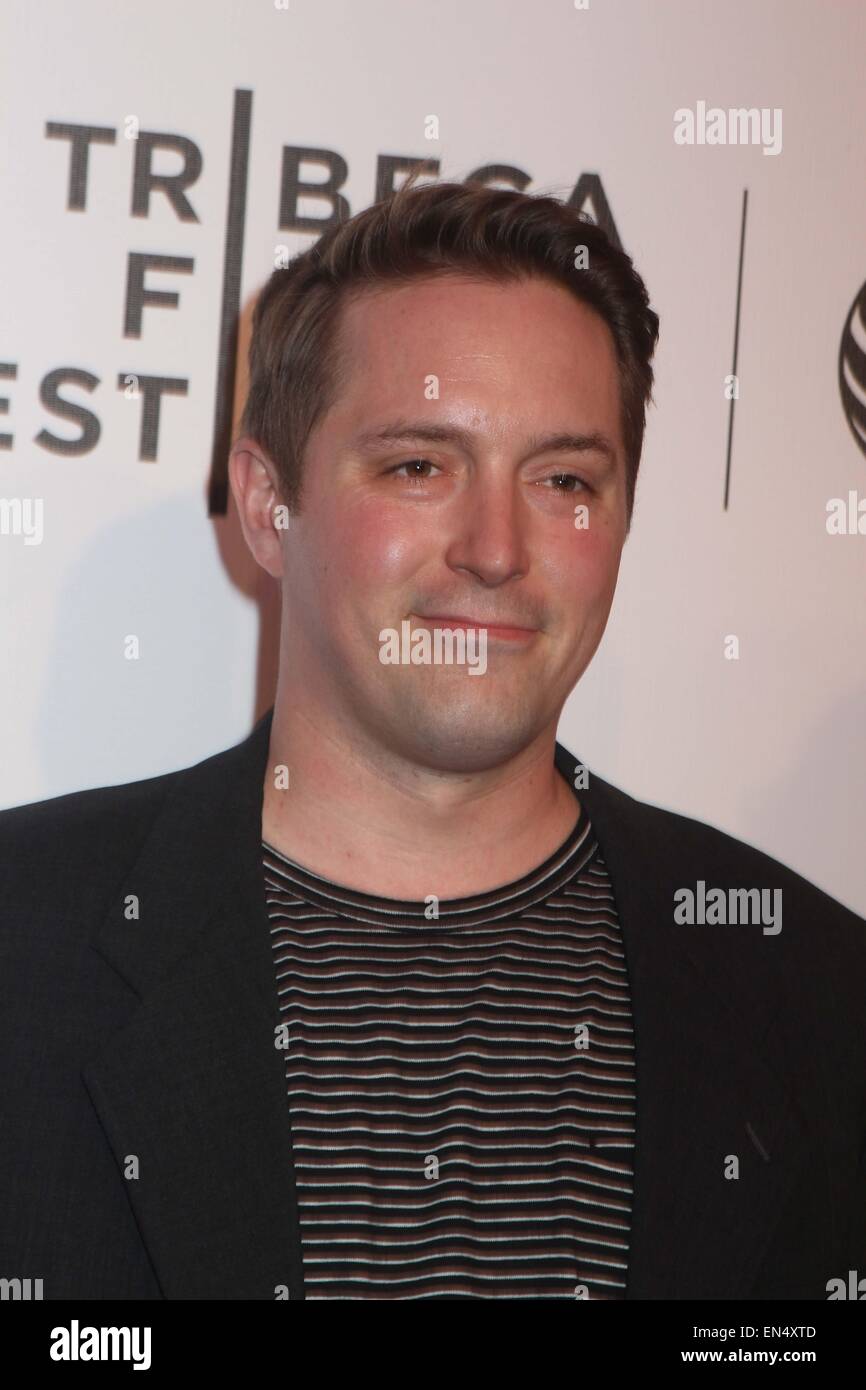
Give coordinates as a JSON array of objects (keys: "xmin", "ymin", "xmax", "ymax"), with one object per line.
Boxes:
[{"xmin": 388, "ymin": 703, "xmax": 544, "ymax": 774}]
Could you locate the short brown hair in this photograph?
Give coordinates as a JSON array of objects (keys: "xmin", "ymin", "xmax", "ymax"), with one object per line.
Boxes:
[{"xmin": 238, "ymin": 174, "xmax": 659, "ymax": 528}]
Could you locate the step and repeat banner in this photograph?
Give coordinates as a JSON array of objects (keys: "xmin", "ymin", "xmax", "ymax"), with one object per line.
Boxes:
[{"xmin": 1, "ymin": 0, "xmax": 864, "ymax": 912}]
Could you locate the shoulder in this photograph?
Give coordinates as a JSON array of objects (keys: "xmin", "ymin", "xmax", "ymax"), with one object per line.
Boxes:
[
  {"xmin": 0, "ymin": 760, "xmax": 191, "ymax": 952},
  {"xmin": 587, "ymin": 763, "xmax": 864, "ymax": 923},
  {"xmin": 0, "ymin": 719, "xmax": 260, "ymax": 944},
  {"xmin": 643, "ymin": 787, "xmax": 861, "ymax": 924},
  {"xmin": 586, "ymin": 769, "xmax": 866, "ymax": 1087},
  {"xmin": 581, "ymin": 764, "xmax": 866, "ymax": 993},
  {"xmin": 0, "ymin": 721, "xmax": 249, "ymax": 863},
  {"xmin": 0, "ymin": 764, "xmax": 179, "ymax": 868}
]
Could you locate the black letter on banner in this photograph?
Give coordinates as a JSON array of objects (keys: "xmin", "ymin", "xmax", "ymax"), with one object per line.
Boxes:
[
  {"xmin": 36, "ymin": 368, "xmax": 101, "ymax": 455},
  {"xmin": 566, "ymin": 173, "xmax": 622, "ymax": 251},
  {"xmin": 464, "ymin": 164, "xmax": 531, "ymax": 192},
  {"xmin": 124, "ymin": 254, "xmax": 194, "ymax": 336},
  {"xmin": 116, "ymin": 374, "xmax": 188, "ymax": 462},
  {"xmin": 278, "ymin": 147, "xmax": 350, "ymax": 233},
  {"xmin": 45, "ymin": 123, "xmax": 117, "ymax": 211},
  {"xmin": 132, "ymin": 133, "xmax": 203, "ymax": 221},
  {"xmin": 375, "ymin": 155, "xmax": 438, "ymax": 204},
  {"xmin": 0, "ymin": 362, "xmax": 17, "ymax": 450}
]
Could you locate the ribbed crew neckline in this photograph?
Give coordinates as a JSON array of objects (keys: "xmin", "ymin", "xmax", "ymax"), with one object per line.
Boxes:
[{"xmin": 262, "ymin": 795, "xmax": 595, "ymax": 930}]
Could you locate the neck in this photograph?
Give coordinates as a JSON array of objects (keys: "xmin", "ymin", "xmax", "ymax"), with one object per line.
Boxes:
[{"xmin": 261, "ymin": 686, "xmax": 579, "ymax": 902}]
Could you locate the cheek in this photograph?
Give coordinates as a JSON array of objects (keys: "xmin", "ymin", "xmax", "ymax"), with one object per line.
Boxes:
[
  {"xmin": 541, "ymin": 517, "xmax": 622, "ymax": 606},
  {"xmin": 338, "ymin": 501, "xmax": 432, "ymax": 590}
]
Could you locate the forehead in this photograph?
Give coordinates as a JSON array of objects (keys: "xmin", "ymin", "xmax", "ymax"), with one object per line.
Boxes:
[{"xmin": 328, "ymin": 273, "xmax": 623, "ymax": 435}]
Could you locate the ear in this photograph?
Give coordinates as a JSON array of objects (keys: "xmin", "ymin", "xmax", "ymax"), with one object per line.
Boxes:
[{"xmin": 228, "ymin": 436, "xmax": 286, "ymax": 579}]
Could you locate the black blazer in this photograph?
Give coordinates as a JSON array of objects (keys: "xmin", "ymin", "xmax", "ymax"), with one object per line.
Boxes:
[{"xmin": 1, "ymin": 707, "xmax": 864, "ymax": 1300}]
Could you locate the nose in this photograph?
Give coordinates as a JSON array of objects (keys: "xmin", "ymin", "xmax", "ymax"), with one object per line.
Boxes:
[{"xmin": 443, "ymin": 469, "xmax": 530, "ymax": 587}]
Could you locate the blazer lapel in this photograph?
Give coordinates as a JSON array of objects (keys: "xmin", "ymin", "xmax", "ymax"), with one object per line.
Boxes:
[
  {"xmin": 82, "ymin": 708, "xmax": 306, "ymax": 1299},
  {"xmin": 556, "ymin": 741, "xmax": 822, "ymax": 1300}
]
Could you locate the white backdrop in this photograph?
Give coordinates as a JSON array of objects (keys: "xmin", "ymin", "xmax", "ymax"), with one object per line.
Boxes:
[{"xmin": 1, "ymin": 0, "xmax": 864, "ymax": 914}]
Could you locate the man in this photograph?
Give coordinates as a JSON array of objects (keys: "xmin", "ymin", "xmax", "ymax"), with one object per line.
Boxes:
[{"xmin": 1, "ymin": 179, "xmax": 864, "ymax": 1302}]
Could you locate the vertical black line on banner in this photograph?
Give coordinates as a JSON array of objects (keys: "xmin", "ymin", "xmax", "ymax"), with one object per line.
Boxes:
[
  {"xmin": 724, "ymin": 187, "xmax": 748, "ymax": 511},
  {"xmin": 209, "ymin": 88, "xmax": 253, "ymax": 516}
]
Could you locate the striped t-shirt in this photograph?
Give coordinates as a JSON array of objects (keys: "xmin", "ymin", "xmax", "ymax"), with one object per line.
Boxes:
[{"xmin": 261, "ymin": 800, "xmax": 636, "ymax": 1299}]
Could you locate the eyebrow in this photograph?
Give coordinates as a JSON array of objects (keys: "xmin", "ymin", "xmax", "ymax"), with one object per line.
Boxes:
[{"xmin": 350, "ymin": 420, "xmax": 618, "ymax": 467}]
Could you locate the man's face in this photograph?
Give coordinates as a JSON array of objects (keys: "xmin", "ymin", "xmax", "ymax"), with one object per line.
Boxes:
[{"xmin": 278, "ymin": 272, "xmax": 629, "ymax": 772}]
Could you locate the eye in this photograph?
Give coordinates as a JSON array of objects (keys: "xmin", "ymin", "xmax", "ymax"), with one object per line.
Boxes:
[
  {"xmin": 539, "ymin": 473, "xmax": 591, "ymax": 494},
  {"xmin": 387, "ymin": 458, "xmax": 441, "ymax": 486}
]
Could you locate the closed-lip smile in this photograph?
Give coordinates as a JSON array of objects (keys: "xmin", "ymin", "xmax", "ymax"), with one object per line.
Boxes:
[{"xmin": 412, "ymin": 612, "xmax": 537, "ymax": 639}]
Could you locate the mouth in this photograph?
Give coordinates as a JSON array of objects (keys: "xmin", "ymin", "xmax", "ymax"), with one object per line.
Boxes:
[{"xmin": 411, "ymin": 613, "xmax": 538, "ymax": 642}]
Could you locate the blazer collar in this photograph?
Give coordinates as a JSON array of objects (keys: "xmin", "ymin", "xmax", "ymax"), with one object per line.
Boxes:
[{"xmin": 82, "ymin": 708, "xmax": 814, "ymax": 1300}]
